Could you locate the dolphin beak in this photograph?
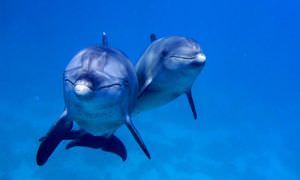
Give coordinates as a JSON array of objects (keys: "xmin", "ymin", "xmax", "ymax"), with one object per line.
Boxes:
[
  {"xmin": 74, "ymin": 80, "xmax": 93, "ymax": 97},
  {"xmin": 196, "ymin": 53, "xmax": 206, "ymax": 64}
]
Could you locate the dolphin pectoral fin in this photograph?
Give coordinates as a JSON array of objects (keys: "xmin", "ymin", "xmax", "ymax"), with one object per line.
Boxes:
[
  {"xmin": 36, "ymin": 111, "xmax": 73, "ymax": 166},
  {"xmin": 125, "ymin": 116, "xmax": 151, "ymax": 159},
  {"xmin": 64, "ymin": 129, "xmax": 86, "ymax": 140},
  {"xmin": 150, "ymin": 33, "xmax": 157, "ymax": 42},
  {"xmin": 186, "ymin": 90, "xmax": 198, "ymax": 120},
  {"xmin": 138, "ymin": 78, "xmax": 152, "ymax": 98},
  {"xmin": 65, "ymin": 133, "xmax": 127, "ymax": 161},
  {"xmin": 38, "ymin": 136, "xmax": 46, "ymax": 142}
]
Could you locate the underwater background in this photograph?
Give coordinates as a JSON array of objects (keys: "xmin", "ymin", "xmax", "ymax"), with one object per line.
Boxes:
[{"xmin": 1, "ymin": 0, "xmax": 300, "ymax": 179}]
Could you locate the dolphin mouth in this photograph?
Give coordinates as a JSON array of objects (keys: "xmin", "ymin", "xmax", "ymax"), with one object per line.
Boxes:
[
  {"xmin": 169, "ymin": 55, "xmax": 197, "ymax": 60},
  {"xmin": 74, "ymin": 83, "xmax": 122, "ymax": 97},
  {"xmin": 96, "ymin": 83, "xmax": 122, "ymax": 90},
  {"xmin": 169, "ymin": 53, "xmax": 206, "ymax": 64},
  {"xmin": 65, "ymin": 79, "xmax": 122, "ymax": 91}
]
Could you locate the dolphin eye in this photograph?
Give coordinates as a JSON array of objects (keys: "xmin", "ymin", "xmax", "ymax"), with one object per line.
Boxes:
[
  {"xmin": 124, "ymin": 80, "xmax": 129, "ymax": 87},
  {"xmin": 161, "ymin": 50, "xmax": 168, "ymax": 57}
]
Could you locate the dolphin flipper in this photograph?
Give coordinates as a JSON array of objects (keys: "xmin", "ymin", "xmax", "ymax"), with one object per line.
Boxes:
[
  {"xmin": 36, "ymin": 111, "xmax": 73, "ymax": 166},
  {"xmin": 65, "ymin": 133, "xmax": 127, "ymax": 161},
  {"xmin": 186, "ymin": 90, "xmax": 197, "ymax": 120},
  {"xmin": 125, "ymin": 115, "xmax": 151, "ymax": 159},
  {"xmin": 138, "ymin": 78, "xmax": 152, "ymax": 98}
]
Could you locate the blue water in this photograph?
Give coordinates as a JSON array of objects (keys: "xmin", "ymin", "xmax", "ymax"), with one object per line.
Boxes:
[{"xmin": 1, "ymin": 0, "xmax": 300, "ymax": 179}]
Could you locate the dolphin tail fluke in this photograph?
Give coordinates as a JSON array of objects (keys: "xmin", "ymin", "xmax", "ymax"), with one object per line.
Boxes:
[
  {"xmin": 125, "ymin": 115, "xmax": 151, "ymax": 159},
  {"xmin": 36, "ymin": 111, "xmax": 73, "ymax": 166},
  {"xmin": 65, "ymin": 133, "xmax": 127, "ymax": 161},
  {"xmin": 186, "ymin": 89, "xmax": 198, "ymax": 120}
]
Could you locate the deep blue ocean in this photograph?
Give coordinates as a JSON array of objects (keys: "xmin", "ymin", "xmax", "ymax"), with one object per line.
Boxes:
[{"xmin": 1, "ymin": 0, "xmax": 300, "ymax": 179}]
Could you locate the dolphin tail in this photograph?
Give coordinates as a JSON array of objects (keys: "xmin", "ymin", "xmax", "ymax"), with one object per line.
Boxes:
[
  {"xmin": 36, "ymin": 111, "xmax": 73, "ymax": 166},
  {"xmin": 125, "ymin": 115, "xmax": 151, "ymax": 159},
  {"xmin": 186, "ymin": 89, "xmax": 198, "ymax": 120},
  {"xmin": 65, "ymin": 133, "xmax": 127, "ymax": 161}
]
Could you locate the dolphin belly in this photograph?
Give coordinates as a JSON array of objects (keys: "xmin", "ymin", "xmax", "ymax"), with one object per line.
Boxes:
[
  {"xmin": 135, "ymin": 90, "xmax": 180, "ymax": 113},
  {"xmin": 134, "ymin": 79, "xmax": 184, "ymax": 113},
  {"xmin": 135, "ymin": 70, "xmax": 193, "ymax": 113},
  {"xmin": 68, "ymin": 103, "xmax": 124, "ymax": 135},
  {"xmin": 76, "ymin": 117, "xmax": 123, "ymax": 135}
]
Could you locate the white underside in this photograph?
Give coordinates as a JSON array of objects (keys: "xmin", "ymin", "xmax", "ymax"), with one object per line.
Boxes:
[{"xmin": 68, "ymin": 103, "xmax": 124, "ymax": 135}]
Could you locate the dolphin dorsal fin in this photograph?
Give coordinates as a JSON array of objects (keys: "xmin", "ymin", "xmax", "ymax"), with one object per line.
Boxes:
[
  {"xmin": 102, "ymin": 32, "xmax": 108, "ymax": 47},
  {"xmin": 150, "ymin": 33, "xmax": 157, "ymax": 42}
]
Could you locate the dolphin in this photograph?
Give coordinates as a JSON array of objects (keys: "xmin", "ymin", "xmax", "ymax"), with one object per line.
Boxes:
[
  {"xmin": 134, "ymin": 34, "xmax": 206, "ymax": 119},
  {"xmin": 36, "ymin": 33, "xmax": 150, "ymax": 166}
]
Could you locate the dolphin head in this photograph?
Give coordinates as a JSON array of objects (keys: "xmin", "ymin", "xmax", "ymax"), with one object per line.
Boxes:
[
  {"xmin": 65, "ymin": 72, "xmax": 125, "ymax": 102},
  {"xmin": 63, "ymin": 47, "xmax": 129, "ymax": 109},
  {"xmin": 160, "ymin": 37, "xmax": 206, "ymax": 71}
]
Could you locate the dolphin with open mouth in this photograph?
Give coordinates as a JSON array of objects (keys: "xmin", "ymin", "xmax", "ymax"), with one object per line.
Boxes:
[
  {"xmin": 134, "ymin": 34, "xmax": 206, "ymax": 119},
  {"xmin": 36, "ymin": 33, "xmax": 150, "ymax": 166}
]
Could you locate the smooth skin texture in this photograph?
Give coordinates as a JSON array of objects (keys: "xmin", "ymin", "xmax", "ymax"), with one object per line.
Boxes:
[
  {"xmin": 134, "ymin": 34, "xmax": 206, "ymax": 119},
  {"xmin": 36, "ymin": 34, "xmax": 150, "ymax": 166}
]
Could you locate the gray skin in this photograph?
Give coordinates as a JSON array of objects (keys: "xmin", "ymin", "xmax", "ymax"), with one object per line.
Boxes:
[
  {"xmin": 134, "ymin": 35, "xmax": 206, "ymax": 119},
  {"xmin": 63, "ymin": 46, "xmax": 136, "ymax": 135},
  {"xmin": 36, "ymin": 34, "xmax": 150, "ymax": 166}
]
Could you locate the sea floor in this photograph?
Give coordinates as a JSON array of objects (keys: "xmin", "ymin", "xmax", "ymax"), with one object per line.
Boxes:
[{"xmin": 0, "ymin": 92, "xmax": 298, "ymax": 180}]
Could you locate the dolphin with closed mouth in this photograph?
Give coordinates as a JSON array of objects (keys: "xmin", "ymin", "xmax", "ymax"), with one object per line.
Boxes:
[
  {"xmin": 134, "ymin": 34, "xmax": 206, "ymax": 119},
  {"xmin": 36, "ymin": 33, "xmax": 150, "ymax": 166}
]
